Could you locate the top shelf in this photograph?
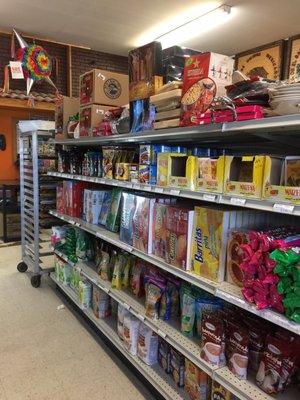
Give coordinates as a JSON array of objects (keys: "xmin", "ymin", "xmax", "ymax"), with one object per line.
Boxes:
[{"xmin": 53, "ymin": 115, "xmax": 300, "ymax": 148}]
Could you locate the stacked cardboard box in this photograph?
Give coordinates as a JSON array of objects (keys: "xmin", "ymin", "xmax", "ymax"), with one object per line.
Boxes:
[
  {"xmin": 79, "ymin": 69, "xmax": 129, "ymax": 137},
  {"xmin": 55, "ymin": 96, "xmax": 79, "ymax": 139}
]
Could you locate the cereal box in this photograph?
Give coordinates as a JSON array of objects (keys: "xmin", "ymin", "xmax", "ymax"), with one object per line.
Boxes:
[
  {"xmin": 185, "ymin": 359, "xmax": 211, "ymax": 400},
  {"xmin": 191, "ymin": 206, "xmax": 245, "ymax": 282},
  {"xmin": 133, "ymin": 196, "xmax": 156, "ymax": 253},
  {"xmin": 139, "ymin": 144, "xmax": 171, "ymax": 165},
  {"xmin": 98, "ymin": 191, "xmax": 112, "ymax": 226},
  {"xmin": 165, "ymin": 206, "xmax": 194, "ymax": 270},
  {"xmin": 83, "ymin": 189, "xmax": 106, "ymax": 224},
  {"xmin": 180, "ymin": 52, "xmax": 234, "ymax": 127},
  {"xmin": 153, "ymin": 202, "xmax": 168, "ymax": 259},
  {"xmin": 120, "ymin": 192, "xmax": 136, "ymax": 245},
  {"xmin": 63, "ymin": 181, "xmax": 87, "ymax": 218},
  {"xmin": 105, "ymin": 188, "xmax": 122, "ymax": 232}
]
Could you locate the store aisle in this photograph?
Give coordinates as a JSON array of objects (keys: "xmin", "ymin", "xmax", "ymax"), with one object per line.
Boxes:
[{"xmin": 0, "ymin": 246, "xmax": 155, "ymax": 400}]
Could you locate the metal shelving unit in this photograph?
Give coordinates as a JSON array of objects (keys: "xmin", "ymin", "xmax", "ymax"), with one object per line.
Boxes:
[
  {"xmin": 17, "ymin": 120, "xmax": 56, "ymax": 287},
  {"xmin": 48, "ymin": 172, "xmax": 300, "ymax": 216},
  {"xmin": 49, "ymin": 115, "xmax": 300, "ymax": 400},
  {"xmin": 49, "ymin": 210, "xmax": 300, "ymax": 335}
]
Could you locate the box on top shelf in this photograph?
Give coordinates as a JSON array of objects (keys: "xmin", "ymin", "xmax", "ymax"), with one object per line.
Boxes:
[
  {"xmin": 128, "ymin": 41, "xmax": 163, "ymax": 101},
  {"xmin": 157, "ymin": 153, "xmax": 198, "ymax": 190},
  {"xmin": 224, "ymin": 155, "xmax": 266, "ymax": 199},
  {"xmin": 263, "ymin": 156, "xmax": 300, "ymax": 203},
  {"xmin": 162, "ymin": 46, "xmax": 200, "ymax": 60},
  {"xmin": 79, "ymin": 104, "xmax": 117, "ymax": 137},
  {"xmin": 80, "ymin": 69, "xmax": 129, "ymax": 107},
  {"xmin": 180, "ymin": 52, "xmax": 234, "ymax": 127},
  {"xmin": 195, "ymin": 155, "xmax": 225, "ymax": 193},
  {"xmin": 55, "ymin": 96, "xmax": 79, "ymax": 138}
]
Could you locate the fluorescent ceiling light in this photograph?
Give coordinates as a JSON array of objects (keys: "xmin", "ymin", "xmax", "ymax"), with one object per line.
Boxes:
[{"xmin": 155, "ymin": 4, "xmax": 233, "ymax": 49}]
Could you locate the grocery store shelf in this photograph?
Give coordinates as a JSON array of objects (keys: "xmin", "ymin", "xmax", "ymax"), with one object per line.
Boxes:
[
  {"xmin": 54, "ymin": 249, "xmax": 214, "ymax": 376},
  {"xmin": 216, "ymin": 282, "xmax": 300, "ymax": 335},
  {"xmin": 48, "ymin": 171, "xmax": 300, "ymax": 216},
  {"xmin": 52, "ymin": 115, "xmax": 300, "ymax": 148},
  {"xmin": 49, "ymin": 210, "xmax": 217, "ymax": 294},
  {"xmin": 50, "ymin": 210, "xmax": 300, "ymax": 335},
  {"xmin": 214, "ymin": 367, "xmax": 299, "ymax": 400},
  {"xmin": 50, "ymin": 273, "xmax": 188, "ymax": 400}
]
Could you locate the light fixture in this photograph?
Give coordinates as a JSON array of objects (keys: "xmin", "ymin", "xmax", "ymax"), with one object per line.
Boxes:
[{"xmin": 155, "ymin": 4, "xmax": 233, "ymax": 49}]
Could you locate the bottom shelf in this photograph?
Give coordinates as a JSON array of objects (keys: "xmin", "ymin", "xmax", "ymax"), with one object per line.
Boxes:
[{"xmin": 50, "ymin": 273, "xmax": 188, "ymax": 400}]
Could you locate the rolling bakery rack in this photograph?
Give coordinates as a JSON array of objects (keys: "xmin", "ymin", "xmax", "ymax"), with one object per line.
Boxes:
[
  {"xmin": 48, "ymin": 114, "xmax": 300, "ymax": 400},
  {"xmin": 17, "ymin": 120, "xmax": 57, "ymax": 287}
]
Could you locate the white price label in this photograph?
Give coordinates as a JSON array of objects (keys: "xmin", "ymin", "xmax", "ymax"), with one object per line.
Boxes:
[
  {"xmin": 170, "ymin": 189, "xmax": 180, "ymax": 196},
  {"xmin": 102, "ymin": 287, "xmax": 110, "ymax": 294},
  {"xmin": 133, "ymin": 184, "xmax": 140, "ymax": 190},
  {"xmin": 99, "ymin": 178, "xmax": 105, "ymax": 184},
  {"xmin": 137, "ymin": 314, "xmax": 145, "ymax": 322},
  {"xmin": 157, "ymin": 329, "xmax": 167, "ymax": 338},
  {"xmin": 230, "ymin": 197, "xmax": 246, "ymax": 206},
  {"xmin": 203, "ymin": 194, "xmax": 216, "ymax": 202},
  {"xmin": 96, "ymin": 232, "xmax": 102, "ymax": 238},
  {"xmin": 126, "ymin": 182, "xmax": 133, "ymax": 188},
  {"xmin": 122, "ymin": 244, "xmax": 133, "ymax": 253},
  {"xmin": 92, "ymin": 177, "xmax": 98, "ymax": 182},
  {"xmin": 154, "ymin": 187, "xmax": 164, "ymax": 193},
  {"xmin": 273, "ymin": 203, "xmax": 294, "ymax": 214},
  {"xmin": 75, "ymin": 222, "xmax": 81, "ymax": 227},
  {"xmin": 123, "ymin": 303, "xmax": 131, "ymax": 311},
  {"xmin": 10, "ymin": 61, "xmax": 24, "ymax": 79},
  {"xmin": 69, "ymin": 220, "xmax": 76, "ymax": 225}
]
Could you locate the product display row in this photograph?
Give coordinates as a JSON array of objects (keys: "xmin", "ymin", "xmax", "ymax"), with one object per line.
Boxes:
[
  {"xmin": 57, "ymin": 145, "xmax": 300, "ymax": 204},
  {"xmin": 51, "ymin": 226, "xmax": 300, "ymax": 397}
]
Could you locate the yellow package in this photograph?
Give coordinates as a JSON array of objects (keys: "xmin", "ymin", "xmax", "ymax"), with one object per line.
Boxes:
[
  {"xmin": 185, "ymin": 359, "xmax": 211, "ymax": 400},
  {"xmin": 191, "ymin": 206, "xmax": 231, "ymax": 282},
  {"xmin": 196, "ymin": 156, "xmax": 225, "ymax": 193}
]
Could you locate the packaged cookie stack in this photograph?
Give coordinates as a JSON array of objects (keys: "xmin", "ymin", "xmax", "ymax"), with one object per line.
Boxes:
[{"xmin": 150, "ymin": 82, "xmax": 183, "ymax": 129}]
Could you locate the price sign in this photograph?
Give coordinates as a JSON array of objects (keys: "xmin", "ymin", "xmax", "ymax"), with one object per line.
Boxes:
[
  {"xmin": 273, "ymin": 203, "xmax": 294, "ymax": 214},
  {"xmin": 203, "ymin": 194, "xmax": 216, "ymax": 202},
  {"xmin": 230, "ymin": 197, "xmax": 246, "ymax": 206}
]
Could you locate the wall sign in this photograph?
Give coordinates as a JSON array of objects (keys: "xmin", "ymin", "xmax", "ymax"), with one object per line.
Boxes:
[
  {"xmin": 235, "ymin": 40, "xmax": 284, "ymax": 80},
  {"xmin": 285, "ymin": 34, "xmax": 300, "ymax": 82}
]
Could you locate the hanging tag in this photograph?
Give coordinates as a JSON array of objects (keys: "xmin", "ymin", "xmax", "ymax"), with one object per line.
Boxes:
[{"xmin": 10, "ymin": 61, "xmax": 24, "ymax": 79}]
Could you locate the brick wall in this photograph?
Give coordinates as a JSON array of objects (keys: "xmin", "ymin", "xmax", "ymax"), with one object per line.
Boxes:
[{"xmin": 0, "ymin": 33, "xmax": 128, "ymax": 97}]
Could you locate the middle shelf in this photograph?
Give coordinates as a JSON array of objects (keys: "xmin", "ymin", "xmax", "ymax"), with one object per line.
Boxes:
[{"xmin": 49, "ymin": 209, "xmax": 300, "ymax": 336}]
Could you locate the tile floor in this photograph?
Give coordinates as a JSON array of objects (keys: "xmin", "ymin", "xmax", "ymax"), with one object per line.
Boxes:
[{"xmin": 0, "ymin": 245, "xmax": 155, "ymax": 400}]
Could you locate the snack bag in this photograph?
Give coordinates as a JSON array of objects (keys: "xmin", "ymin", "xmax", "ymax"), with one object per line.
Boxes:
[
  {"xmin": 181, "ymin": 287, "xmax": 196, "ymax": 337},
  {"xmin": 137, "ymin": 323, "xmax": 158, "ymax": 366},
  {"xmin": 98, "ymin": 249, "xmax": 111, "ymax": 280},
  {"xmin": 195, "ymin": 298, "xmax": 223, "ymax": 339},
  {"xmin": 158, "ymin": 337, "xmax": 171, "ymax": 373},
  {"xmin": 92, "ymin": 286, "xmax": 111, "ymax": 318},
  {"xmin": 170, "ymin": 347, "xmax": 185, "ymax": 387},
  {"xmin": 227, "ymin": 320, "xmax": 249, "ymax": 380},
  {"xmin": 123, "ymin": 314, "xmax": 140, "ymax": 356},
  {"xmin": 130, "ymin": 260, "xmax": 144, "ymax": 297},
  {"xmin": 117, "ymin": 304, "xmax": 130, "ymax": 340},
  {"xmin": 145, "ymin": 277, "xmax": 165, "ymax": 319},
  {"xmin": 201, "ymin": 313, "xmax": 225, "ymax": 367},
  {"xmin": 111, "ymin": 253, "xmax": 126, "ymax": 289},
  {"xmin": 160, "ymin": 278, "xmax": 180, "ymax": 321},
  {"xmin": 78, "ymin": 279, "xmax": 92, "ymax": 310},
  {"xmin": 122, "ymin": 255, "xmax": 133, "ymax": 288}
]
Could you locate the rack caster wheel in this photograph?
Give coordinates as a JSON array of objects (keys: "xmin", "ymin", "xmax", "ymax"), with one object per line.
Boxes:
[
  {"xmin": 31, "ymin": 275, "xmax": 41, "ymax": 288},
  {"xmin": 17, "ymin": 262, "xmax": 28, "ymax": 273}
]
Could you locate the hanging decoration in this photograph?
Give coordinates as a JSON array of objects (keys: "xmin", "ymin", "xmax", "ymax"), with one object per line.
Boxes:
[{"xmin": 2, "ymin": 29, "xmax": 58, "ymax": 96}]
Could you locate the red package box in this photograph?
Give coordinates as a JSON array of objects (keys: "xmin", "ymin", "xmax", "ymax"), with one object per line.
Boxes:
[
  {"xmin": 56, "ymin": 184, "xmax": 65, "ymax": 214},
  {"xmin": 132, "ymin": 196, "xmax": 155, "ymax": 253},
  {"xmin": 180, "ymin": 53, "xmax": 234, "ymax": 127},
  {"xmin": 63, "ymin": 181, "xmax": 87, "ymax": 218},
  {"xmin": 165, "ymin": 206, "xmax": 194, "ymax": 270}
]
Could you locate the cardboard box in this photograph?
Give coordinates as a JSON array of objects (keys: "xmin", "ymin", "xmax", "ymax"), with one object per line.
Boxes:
[
  {"xmin": 139, "ymin": 144, "xmax": 171, "ymax": 165},
  {"xmin": 132, "ymin": 196, "xmax": 156, "ymax": 253},
  {"xmin": 180, "ymin": 52, "xmax": 234, "ymax": 126},
  {"xmin": 263, "ymin": 156, "xmax": 300, "ymax": 203},
  {"xmin": 80, "ymin": 105, "xmax": 116, "ymax": 137},
  {"xmin": 63, "ymin": 181, "xmax": 86, "ymax": 218},
  {"xmin": 195, "ymin": 156, "xmax": 225, "ymax": 193},
  {"xmin": 157, "ymin": 153, "xmax": 198, "ymax": 189},
  {"xmin": 83, "ymin": 189, "xmax": 106, "ymax": 224},
  {"xmin": 80, "ymin": 69, "xmax": 129, "ymax": 107},
  {"xmin": 224, "ymin": 155, "xmax": 266, "ymax": 199},
  {"xmin": 129, "ymin": 41, "xmax": 163, "ymax": 101},
  {"xmin": 55, "ymin": 96, "xmax": 79, "ymax": 138}
]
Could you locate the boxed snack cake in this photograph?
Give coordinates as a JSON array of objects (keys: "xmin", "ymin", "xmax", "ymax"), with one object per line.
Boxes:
[{"xmin": 80, "ymin": 69, "xmax": 129, "ymax": 107}]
